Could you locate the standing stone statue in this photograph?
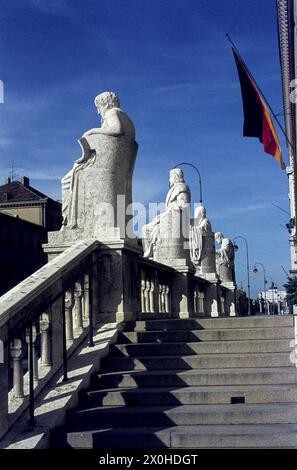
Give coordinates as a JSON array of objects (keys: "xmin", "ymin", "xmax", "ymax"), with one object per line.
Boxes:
[
  {"xmin": 215, "ymin": 232, "xmax": 235, "ymax": 283},
  {"xmin": 142, "ymin": 168, "xmax": 191, "ymax": 260},
  {"xmin": 190, "ymin": 205, "xmax": 216, "ymax": 275},
  {"xmin": 55, "ymin": 91, "xmax": 138, "ymax": 241}
]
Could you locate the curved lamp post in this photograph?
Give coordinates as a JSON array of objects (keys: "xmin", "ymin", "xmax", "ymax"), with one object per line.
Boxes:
[
  {"xmin": 174, "ymin": 162, "xmax": 203, "ymax": 203},
  {"xmin": 253, "ymin": 262, "xmax": 268, "ymax": 314},
  {"xmin": 233, "ymin": 236, "xmax": 251, "ymax": 316}
]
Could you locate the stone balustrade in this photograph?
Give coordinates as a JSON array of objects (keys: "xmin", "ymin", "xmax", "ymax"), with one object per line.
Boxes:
[
  {"xmin": 0, "ymin": 240, "xmax": 100, "ymax": 440},
  {"xmin": 140, "ymin": 259, "xmax": 173, "ymax": 316}
]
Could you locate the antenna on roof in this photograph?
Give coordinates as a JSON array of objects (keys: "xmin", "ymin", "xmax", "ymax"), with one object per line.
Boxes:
[{"xmin": 9, "ymin": 162, "xmax": 17, "ymax": 181}]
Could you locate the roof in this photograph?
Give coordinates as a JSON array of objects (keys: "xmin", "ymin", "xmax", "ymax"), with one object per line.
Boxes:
[{"xmin": 0, "ymin": 180, "xmax": 60, "ymax": 205}]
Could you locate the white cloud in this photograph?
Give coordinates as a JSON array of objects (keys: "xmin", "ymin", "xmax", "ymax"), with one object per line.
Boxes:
[{"xmin": 210, "ymin": 202, "xmax": 272, "ymax": 220}]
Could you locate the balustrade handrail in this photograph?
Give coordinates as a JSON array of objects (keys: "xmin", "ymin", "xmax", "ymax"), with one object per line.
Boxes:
[
  {"xmin": 0, "ymin": 239, "xmax": 100, "ymax": 337},
  {"xmin": 139, "ymin": 257, "xmax": 175, "ymax": 273},
  {"xmin": 0, "ymin": 238, "xmax": 103, "ymax": 438}
]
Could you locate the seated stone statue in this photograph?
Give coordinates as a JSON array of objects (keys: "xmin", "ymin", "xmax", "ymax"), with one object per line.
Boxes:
[
  {"xmin": 84, "ymin": 92, "xmax": 135, "ymax": 141},
  {"xmin": 142, "ymin": 168, "xmax": 190, "ymax": 260},
  {"xmin": 190, "ymin": 205, "xmax": 216, "ymax": 275},
  {"xmin": 215, "ymin": 232, "xmax": 235, "ymax": 283},
  {"xmin": 60, "ymin": 92, "xmax": 137, "ymax": 239}
]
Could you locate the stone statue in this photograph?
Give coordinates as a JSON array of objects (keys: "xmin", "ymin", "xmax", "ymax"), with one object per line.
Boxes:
[
  {"xmin": 215, "ymin": 232, "xmax": 235, "ymax": 283},
  {"xmin": 142, "ymin": 168, "xmax": 190, "ymax": 260},
  {"xmin": 83, "ymin": 92, "xmax": 135, "ymax": 141},
  {"xmin": 165, "ymin": 168, "xmax": 191, "ymax": 211},
  {"xmin": 56, "ymin": 92, "xmax": 137, "ymax": 241},
  {"xmin": 61, "ymin": 92, "xmax": 136, "ymax": 230},
  {"xmin": 190, "ymin": 205, "xmax": 212, "ymax": 266}
]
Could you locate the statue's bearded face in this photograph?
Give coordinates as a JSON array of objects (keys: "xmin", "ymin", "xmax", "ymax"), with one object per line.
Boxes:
[
  {"xmin": 215, "ymin": 233, "xmax": 222, "ymax": 244},
  {"xmin": 195, "ymin": 207, "xmax": 206, "ymax": 219},
  {"xmin": 97, "ymin": 103, "xmax": 108, "ymax": 118},
  {"xmin": 169, "ymin": 170, "xmax": 183, "ymax": 187}
]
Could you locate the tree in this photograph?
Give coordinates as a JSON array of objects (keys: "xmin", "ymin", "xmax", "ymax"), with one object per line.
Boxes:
[{"xmin": 284, "ymin": 276, "xmax": 297, "ymax": 306}]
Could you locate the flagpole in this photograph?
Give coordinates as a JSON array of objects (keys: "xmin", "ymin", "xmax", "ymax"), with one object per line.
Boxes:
[{"xmin": 226, "ymin": 33, "xmax": 295, "ymax": 155}]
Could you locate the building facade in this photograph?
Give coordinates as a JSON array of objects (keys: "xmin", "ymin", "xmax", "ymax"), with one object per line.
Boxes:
[
  {"xmin": 258, "ymin": 285, "xmax": 289, "ymax": 315},
  {"xmin": 277, "ymin": 0, "xmax": 297, "ymax": 275},
  {"xmin": 0, "ymin": 211, "xmax": 47, "ymax": 296},
  {"xmin": 0, "ymin": 176, "xmax": 62, "ymax": 296},
  {"xmin": 0, "ymin": 176, "xmax": 62, "ymax": 231}
]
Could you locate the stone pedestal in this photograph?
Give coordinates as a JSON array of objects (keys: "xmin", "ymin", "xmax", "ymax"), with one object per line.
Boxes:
[
  {"xmin": 154, "ymin": 207, "xmax": 191, "ymax": 268},
  {"xmin": 223, "ymin": 282, "xmax": 237, "ymax": 316},
  {"xmin": 217, "ymin": 265, "xmax": 235, "ymax": 284},
  {"xmin": 171, "ymin": 265, "xmax": 195, "ymax": 319},
  {"xmin": 95, "ymin": 240, "xmax": 141, "ymax": 324},
  {"xmin": 204, "ymin": 278, "xmax": 221, "ymax": 317}
]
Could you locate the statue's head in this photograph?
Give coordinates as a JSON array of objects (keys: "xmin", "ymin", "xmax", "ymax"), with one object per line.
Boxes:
[
  {"xmin": 194, "ymin": 205, "xmax": 206, "ymax": 220},
  {"xmin": 94, "ymin": 92, "xmax": 120, "ymax": 116},
  {"xmin": 169, "ymin": 168, "xmax": 184, "ymax": 187},
  {"xmin": 215, "ymin": 232, "xmax": 223, "ymax": 244}
]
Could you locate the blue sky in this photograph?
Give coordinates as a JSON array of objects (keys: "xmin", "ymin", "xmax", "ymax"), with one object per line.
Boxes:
[{"xmin": 0, "ymin": 0, "xmax": 291, "ymax": 297}]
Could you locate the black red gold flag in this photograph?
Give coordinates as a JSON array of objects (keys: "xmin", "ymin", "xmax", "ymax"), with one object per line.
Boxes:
[{"xmin": 232, "ymin": 47, "xmax": 285, "ymax": 170}]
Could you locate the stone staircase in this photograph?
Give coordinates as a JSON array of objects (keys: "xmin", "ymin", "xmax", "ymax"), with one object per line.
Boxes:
[{"xmin": 50, "ymin": 316, "xmax": 297, "ymax": 449}]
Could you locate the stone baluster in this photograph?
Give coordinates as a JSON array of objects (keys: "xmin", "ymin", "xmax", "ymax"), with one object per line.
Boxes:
[
  {"xmin": 198, "ymin": 291, "xmax": 205, "ymax": 314},
  {"xmin": 194, "ymin": 288, "xmax": 198, "ymax": 314},
  {"xmin": 25, "ymin": 323, "xmax": 39, "ymax": 385},
  {"xmin": 159, "ymin": 284, "xmax": 163, "ymax": 313},
  {"xmin": 145, "ymin": 279, "xmax": 151, "ymax": 313},
  {"xmin": 221, "ymin": 296, "xmax": 225, "ymax": 316},
  {"xmin": 83, "ymin": 274, "xmax": 90, "ymax": 324},
  {"xmin": 165, "ymin": 285, "xmax": 170, "ymax": 313},
  {"xmin": 164, "ymin": 284, "xmax": 170, "ymax": 313},
  {"xmin": 141, "ymin": 271, "xmax": 146, "ymax": 313},
  {"xmin": 159, "ymin": 284, "xmax": 165, "ymax": 313},
  {"xmin": 65, "ymin": 290, "xmax": 74, "ymax": 345},
  {"xmin": 162, "ymin": 284, "xmax": 166, "ymax": 313},
  {"xmin": 149, "ymin": 278, "xmax": 155, "ymax": 313},
  {"xmin": 74, "ymin": 281, "xmax": 83, "ymax": 335},
  {"xmin": 40, "ymin": 312, "xmax": 52, "ymax": 367},
  {"xmin": 158, "ymin": 284, "xmax": 162, "ymax": 313},
  {"xmin": 10, "ymin": 338, "xmax": 24, "ymax": 398}
]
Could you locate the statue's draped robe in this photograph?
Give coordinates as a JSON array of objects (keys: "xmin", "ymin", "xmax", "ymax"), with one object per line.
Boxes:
[
  {"xmin": 142, "ymin": 182, "xmax": 190, "ymax": 258},
  {"xmin": 62, "ymin": 139, "xmax": 96, "ymax": 229},
  {"xmin": 219, "ymin": 238, "xmax": 235, "ymax": 269},
  {"xmin": 190, "ymin": 217, "xmax": 212, "ymax": 266}
]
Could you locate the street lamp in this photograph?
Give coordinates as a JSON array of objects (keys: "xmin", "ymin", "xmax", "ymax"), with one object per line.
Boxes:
[
  {"xmin": 233, "ymin": 236, "xmax": 251, "ymax": 316},
  {"xmin": 174, "ymin": 162, "xmax": 203, "ymax": 203},
  {"xmin": 253, "ymin": 262, "xmax": 268, "ymax": 314}
]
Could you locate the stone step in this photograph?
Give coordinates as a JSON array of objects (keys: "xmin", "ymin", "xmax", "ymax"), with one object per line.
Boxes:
[
  {"xmin": 66, "ymin": 403, "xmax": 297, "ymax": 428},
  {"xmin": 94, "ymin": 367, "xmax": 297, "ymax": 389},
  {"xmin": 118, "ymin": 327, "xmax": 294, "ymax": 343},
  {"xmin": 101, "ymin": 352, "xmax": 294, "ymax": 372},
  {"xmin": 125, "ymin": 316, "xmax": 293, "ymax": 332},
  {"xmin": 109, "ymin": 339, "xmax": 293, "ymax": 357},
  {"xmin": 51, "ymin": 424, "xmax": 297, "ymax": 448},
  {"xmin": 81, "ymin": 384, "xmax": 297, "ymax": 407}
]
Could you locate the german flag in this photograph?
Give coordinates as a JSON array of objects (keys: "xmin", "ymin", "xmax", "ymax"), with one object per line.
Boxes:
[{"xmin": 232, "ymin": 47, "xmax": 285, "ymax": 170}]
